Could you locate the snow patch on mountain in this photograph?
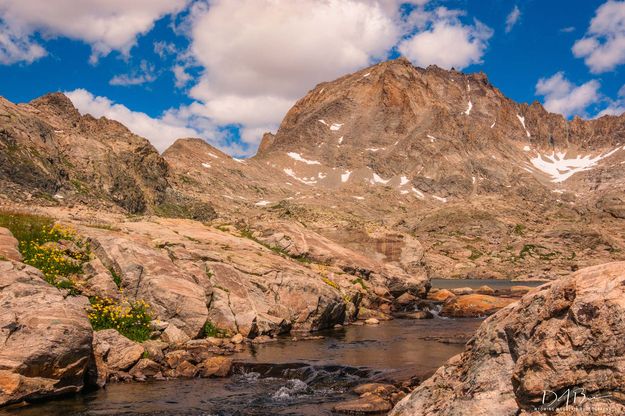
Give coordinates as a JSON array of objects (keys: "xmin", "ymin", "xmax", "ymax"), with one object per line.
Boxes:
[
  {"xmin": 517, "ymin": 114, "xmax": 530, "ymax": 137},
  {"xmin": 283, "ymin": 168, "xmax": 317, "ymax": 185},
  {"xmin": 530, "ymin": 148, "xmax": 621, "ymax": 183},
  {"xmin": 287, "ymin": 152, "xmax": 321, "ymax": 165},
  {"xmin": 412, "ymin": 187, "xmax": 425, "ymax": 199},
  {"xmin": 372, "ymin": 173, "xmax": 390, "ymax": 185},
  {"xmin": 464, "ymin": 101, "xmax": 473, "ymax": 115},
  {"xmin": 341, "ymin": 170, "xmax": 352, "ymax": 183}
]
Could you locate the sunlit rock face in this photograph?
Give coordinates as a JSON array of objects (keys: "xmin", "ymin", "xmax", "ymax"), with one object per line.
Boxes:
[{"xmin": 391, "ymin": 261, "xmax": 625, "ymax": 416}]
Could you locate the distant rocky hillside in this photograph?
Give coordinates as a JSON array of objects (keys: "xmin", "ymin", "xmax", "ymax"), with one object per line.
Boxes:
[
  {"xmin": 2, "ymin": 58, "xmax": 625, "ymax": 280},
  {"xmin": 0, "ymin": 93, "xmax": 214, "ymax": 220}
]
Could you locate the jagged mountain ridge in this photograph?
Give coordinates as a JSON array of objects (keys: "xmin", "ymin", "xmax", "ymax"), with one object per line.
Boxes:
[
  {"xmin": 1, "ymin": 58, "xmax": 625, "ymax": 280},
  {"xmin": 165, "ymin": 58, "xmax": 625, "ymax": 280},
  {"xmin": 0, "ymin": 93, "xmax": 215, "ymax": 220}
]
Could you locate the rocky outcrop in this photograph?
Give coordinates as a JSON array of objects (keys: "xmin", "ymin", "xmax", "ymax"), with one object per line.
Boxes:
[
  {"xmin": 440, "ymin": 294, "xmax": 516, "ymax": 318},
  {"xmin": 91, "ymin": 329, "xmax": 239, "ymax": 385},
  {"xmin": 0, "ymin": 228, "xmax": 21, "ymax": 262},
  {"xmin": 88, "ymin": 232, "xmax": 209, "ymax": 339},
  {"xmin": 78, "ymin": 217, "xmax": 353, "ymax": 339},
  {"xmin": 391, "ymin": 262, "xmax": 625, "ymax": 416},
  {"xmin": 0, "ymin": 261, "xmax": 92, "ymax": 406}
]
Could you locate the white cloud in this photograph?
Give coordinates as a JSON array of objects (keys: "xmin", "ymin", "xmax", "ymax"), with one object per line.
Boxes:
[
  {"xmin": 535, "ymin": 72, "xmax": 601, "ymax": 117},
  {"xmin": 7, "ymin": 0, "xmax": 498, "ymax": 157},
  {"xmin": 0, "ymin": 0, "xmax": 188, "ymax": 63},
  {"xmin": 0, "ymin": 22, "xmax": 46, "ymax": 64},
  {"xmin": 109, "ymin": 60, "xmax": 156, "ymax": 86},
  {"xmin": 153, "ymin": 41, "xmax": 177, "ymax": 58},
  {"xmin": 505, "ymin": 5, "xmax": 521, "ymax": 33},
  {"xmin": 180, "ymin": 0, "xmax": 404, "ymax": 150},
  {"xmin": 178, "ymin": 1, "xmax": 494, "ymax": 153},
  {"xmin": 397, "ymin": 7, "xmax": 493, "ymax": 69},
  {"xmin": 172, "ymin": 64, "xmax": 192, "ymax": 88},
  {"xmin": 66, "ymin": 88, "xmax": 255, "ymax": 156},
  {"xmin": 573, "ymin": 0, "xmax": 625, "ymax": 73},
  {"xmin": 65, "ymin": 88, "xmax": 203, "ymax": 152},
  {"xmin": 597, "ymin": 84, "xmax": 625, "ymax": 117}
]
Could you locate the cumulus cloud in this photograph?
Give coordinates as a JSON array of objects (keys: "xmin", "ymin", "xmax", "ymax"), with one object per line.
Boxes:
[
  {"xmin": 172, "ymin": 65, "xmax": 193, "ymax": 88},
  {"xmin": 505, "ymin": 5, "xmax": 521, "ymax": 33},
  {"xmin": 8, "ymin": 0, "xmax": 497, "ymax": 156},
  {"xmin": 573, "ymin": 0, "xmax": 625, "ymax": 73},
  {"xmin": 397, "ymin": 7, "xmax": 493, "ymax": 69},
  {"xmin": 0, "ymin": 0, "xmax": 188, "ymax": 63},
  {"xmin": 179, "ymin": 0, "xmax": 404, "ymax": 150},
  {"xmin": 65, "ymin": 88, "xmax": 202, "ymax": 152},
  {"xmin": 0, "ymin": 22, "xmax": 46, "ymax": 64},
  {"xmin": 535, "ymin": 72, "xmax": 601, "ymax": 117},
  {"xmin": 597, "ymin": 84, "xmax": 625, "ymax": 117},
  {"xmin": 109, "ymin": 60, "xmax": 156, "ymax": 86}
]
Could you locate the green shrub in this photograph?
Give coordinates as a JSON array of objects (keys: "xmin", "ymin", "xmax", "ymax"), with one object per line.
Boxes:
[
  {"xmin": 109, "ymin": 268, "xmax": 122, "ymax": 288},
  {"xmin": 202, "ymin": 321, "xmax": 230, "ymax": 338},
  {"xmin": 351, "ymin": 277, "xmax": 367, "ymax": 289},
  {"xmin": 88, "ymin": 296, "xmax": 152, "ymax": 342}
]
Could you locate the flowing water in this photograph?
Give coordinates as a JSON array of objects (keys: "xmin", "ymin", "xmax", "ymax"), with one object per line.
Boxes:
[{"xmin": 4, "ymin": 318, "xmax": 481, "ymax": 416}]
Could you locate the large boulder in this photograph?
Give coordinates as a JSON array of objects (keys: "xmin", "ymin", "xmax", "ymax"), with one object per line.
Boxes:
[
  {"xmin": 0, "ymin": 228, "xmax": 21, "ymax": 262},
  {"xmin": 93, "ymin": 329, "xmax": 144, "ymax": 373},
  {"xmin": 0, "ymin": 261, "xmax": 93, "ymax": 406},
  {"xmin": 440, "ymin": 294, "xmax": 515, "ymax": 318},
  {"xmin": 87, "ymin": 232, "xmax": 208, "ymax": 338},
  {"xmin": 391, "ymin": 262, "xmax": 625, "ymax": 416}
]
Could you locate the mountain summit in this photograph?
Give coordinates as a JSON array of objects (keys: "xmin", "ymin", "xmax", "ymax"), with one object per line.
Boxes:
[{"xmin": 1, "ymin": 58, "xmax": 625, "ymax": 280}]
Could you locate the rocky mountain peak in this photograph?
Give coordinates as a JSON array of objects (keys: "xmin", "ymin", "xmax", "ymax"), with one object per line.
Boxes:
[{"xmin": 29, "ymin": 92, "xmax": 81, "ymax": 121}]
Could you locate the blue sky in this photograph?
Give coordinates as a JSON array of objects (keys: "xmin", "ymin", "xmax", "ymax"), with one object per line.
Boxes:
[{"xmin": 1, "ymin": 0, "xmax": 624, "ymax": 156}]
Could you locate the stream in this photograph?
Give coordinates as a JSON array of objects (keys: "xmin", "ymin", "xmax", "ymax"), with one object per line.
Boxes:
[{"xmin": 4, "ymin": 279, "xmax": 536, "ymax": 416}]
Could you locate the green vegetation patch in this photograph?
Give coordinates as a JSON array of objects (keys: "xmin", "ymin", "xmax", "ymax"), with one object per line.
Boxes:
[
  {"xmin": 513, "ymin": 224, "xmax": 526, "ymax": 236},
  {"xmin": 0, "ymin": 211, "xmax": 90, "ymax": 294},
  {"xmin": 89, "ymin": 296, "xmax": 153, "ymax": 342},
  {"xmin": 467, "ymin": 246, "xmax": 483, "ymax": 261},
  {"xmin": 519, "ymin": 244, "xmax": 559, "ymax": 261},
  {"xmin": 322, "ymin": 277, "xmax": 340, "ymax": 290},
  {"xmin": 202, "ymin": 320, "xmax": 230, "ymax": 338},
  {"xmin": 239, "ymin": 227, "xmax": 312, "ymax": 263},
  {"xmin": 351, "ymin": 277, "xmax": 367, "ymax": 289}
]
